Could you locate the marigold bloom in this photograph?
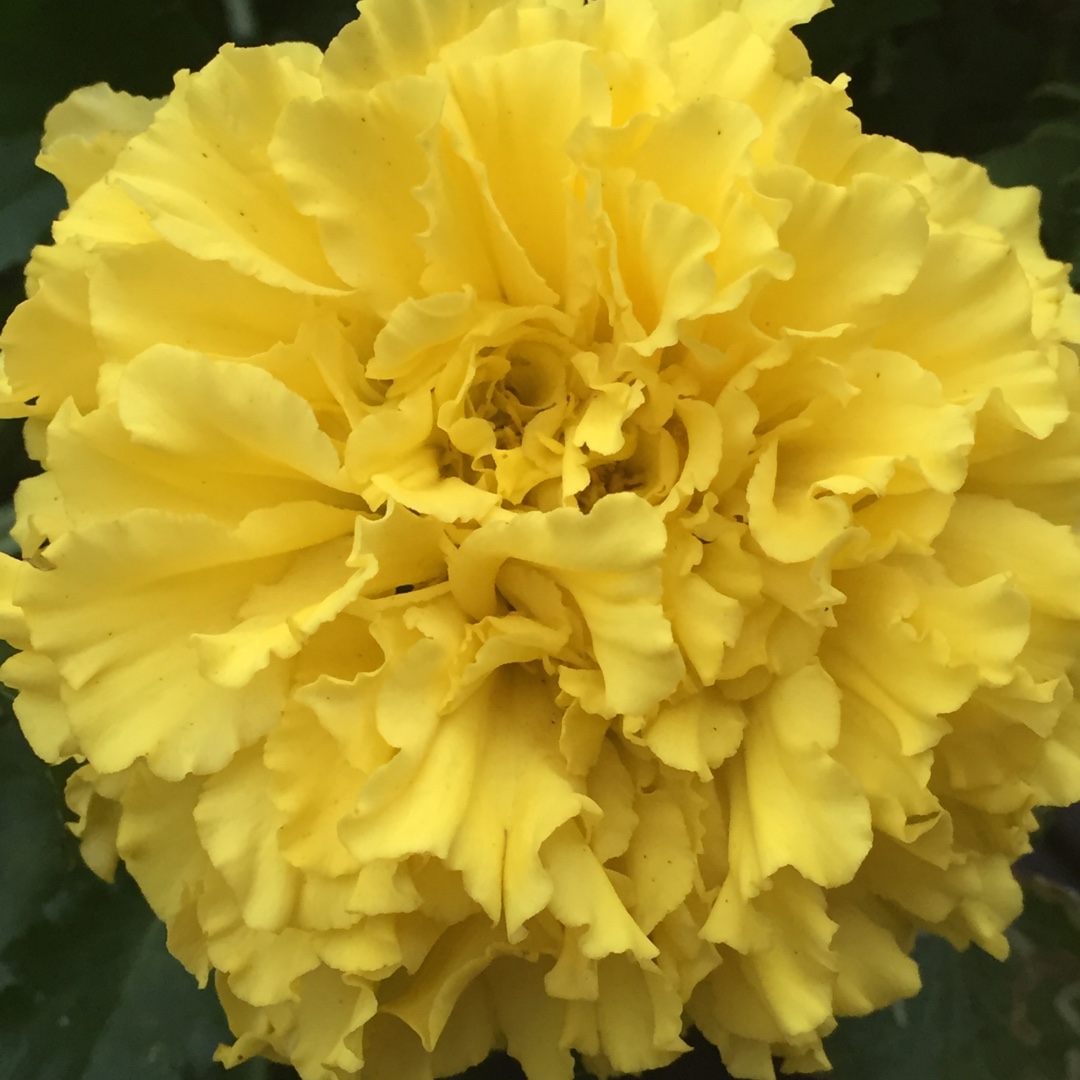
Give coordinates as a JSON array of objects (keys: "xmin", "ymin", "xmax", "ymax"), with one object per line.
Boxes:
[{"xmin": 3, "ymin": 0, "xmax": 1080, "ymax": 1077}]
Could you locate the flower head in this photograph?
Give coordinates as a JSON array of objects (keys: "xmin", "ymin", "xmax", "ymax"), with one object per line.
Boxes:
[{"xmin": 3, "ymin": 0, "xmax": 1080, "ymax": 1077}]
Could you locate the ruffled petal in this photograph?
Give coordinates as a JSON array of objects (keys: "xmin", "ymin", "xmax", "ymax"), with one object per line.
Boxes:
[
  {"xmin": 451, "ymin": 494, "xmax": 684, "ymax": 715},
  {"xmin": 4, "ymin": 1, "xmax": 1080, "ymax": 1078},
  {"xmin": 113, "ymin": 44, "xmax": 345, "ymax": 294},
  {"xmin": 38, "ymin": 83, "xmax": 161, "ymax": 203}
]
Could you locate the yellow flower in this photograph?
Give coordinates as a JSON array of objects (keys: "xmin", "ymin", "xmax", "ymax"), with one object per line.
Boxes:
[{"xmin": 3, "ymin": 0, "xmax": 1080, "ymax": 1077}]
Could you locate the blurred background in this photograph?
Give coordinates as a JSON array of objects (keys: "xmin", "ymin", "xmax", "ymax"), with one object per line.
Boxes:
[{"xmin": 1, "ymin": 1, "xmax": 1079, "ymax": 1078}]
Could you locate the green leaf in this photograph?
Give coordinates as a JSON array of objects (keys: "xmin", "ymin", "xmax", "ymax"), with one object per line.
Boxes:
[
  {"xmin": 982, "ymin": 115, "xmax": 1080, "ymax": 285},
  {"xmin": 0, "ymin": 705, "xmax": 288, "ymax": 1079},
  {"xmin": 795, "ymin": 0, "xmax": 941, "ymax": 85},
  {"xmin": 0, "ymin": 0, "xmax": 220, "ymax": 137},
  {"xmin": 0, "ymin": 503, "xmax": 17, "ymax": 558},
  {"xmin": 822, "ymin": 876, "xmax": 1080, "ymax": 1080},
  {"xmin": 0, "ymin": 711, "xmax": 70, "ymax": 955},
  {"xmin": 255, "ymin": 0, "xmax": 356, "ymax": 49},
  {"xmin": 0, "ymin": 870, "xmax": 204, "ymax": 1080},
  {"xmin": 0, "ymin": 133, "xmax": 63, "ymax": 272},
  {"xmin": 1033, "ymin": 82, "xmax": 1080, "ymax": 109},
  {"xmin": 982, "ymin": 119, "xmax": 1080, "ymax": 191}
]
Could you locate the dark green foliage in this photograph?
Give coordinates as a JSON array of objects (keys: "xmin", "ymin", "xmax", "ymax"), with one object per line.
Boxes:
[
  {"xmin": 819, "ymin": 877, "xmax": 1080, "ymax": 1080},
  {"xmin": 797, "ymin": 0, "xmax": 1080, "ymax": 285},
  {"xmin": 0, "ymin": 700, "xmax": 291, "ymax": 1080}
]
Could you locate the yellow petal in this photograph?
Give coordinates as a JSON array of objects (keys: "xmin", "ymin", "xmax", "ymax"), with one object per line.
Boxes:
[
  {"xmin": 441, "ymin": 40, "xmax": 609, "ymax": 301},
  {"xmin": 823, "ymin": 563, "xmax": 981, "ymax": 756},
  {"xmin": 273, "ymin": 76, "xmax": 442, "ymax": 309},
  {"xmin": 89, "ymin": 240, "xmax": 312, "ymax": 363},
  {"xmin": 450, "ymin": 493, "xmax": 684, "ymax": 716},
  {"xmin": 320, "ymin": 0, "xmax": 507, "ymax": 94},
  {"xmin": 752, "ymin": 169, "xmax": 929, "ymax": 333},
  {"xmin": 935, "ymin": 493, "xmax": 1080, "ymax": 619},
  {"xmin": 487, "ymin": 957, "xmax": 575, "ymax": 1080},
  {"xmin": 708, "ymin": 664, "xmax": 871, "ymax": 919},
  {"xmin": 194, "ymin": 535, "xmax": 374, "ymax": 688},
  {"xmin": 342, "ymin": 665, "xmax": 589, "ymax": 934},
  {"xmin": 0, "ymin": 264, "xmax": 104, "ymax": 415},
  {"xmin": 699, "ymin": 870, "xmax": 838, "ymax": 1041},
  {"xmin": 542, "ymin": 822, "xmax": 658, "ymax": 962},
  {"xmin": 18, "ymin": 503, "xmax": 352, "ymax": 778},
  {"xmin": 194, "ymin": 745, "xmax": 304, "ymax": 932},
  {"xmin": 114, "ymin": 44, "xmax": 344, "ymax": 295},
  {"xmin": 385, "ymin": 916, "xmax": 510, "ymax": 1052},
  {"xmin": 39, "ymin": 83, "xmax": 161, "ymax": 203},
  {"xmin": 591, "ymin": 170, "xmax": 722, "ymax": 352},
  {"xmin": 623, "ymin": 785, "xmax": 698, "ymax": 933},
  {"xmin": 876, "ymin": 231, "xmax": 1065, "ymax": 437},
  {"xmin": 828, "ymin": 894, "xmax": 920, "ymax": 1016},
  {"xmin": 637, "ymin": 689, "xmax": 746, "ymax": 779},
  {"xmin": 586, "ymin": 954, "xmax": 689, "ymax": 1074},
  {"xmin": 116, "ymin": 766, "xmax": 209, "ymax": 924}
]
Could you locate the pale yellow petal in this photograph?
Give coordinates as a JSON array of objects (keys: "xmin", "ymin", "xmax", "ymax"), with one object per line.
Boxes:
[
  {"xmin": 39, "ymin": 83, "xmax": 161, "ymax": 203},
  {"xmin": 753, "ymin": 169, "xmax": 928, "ymax": 332},
  {"xmin": 17, "ymin": 503, "xmax": 352, "ymax": 778},
  {"xmin": 88, "ymin": 240, "xmax": 312, "ymax": 362},
  {"xmin": 272, "ymin": 77, "xmax": 442, "ymax": 310},
  {"xmin": 113, "ymin": 44, "xmax": 345, "ymax": 294},
  {"xmin": 342, "ymin": 665, "xmax": 589, "ymax": 933},
  {"xmin": 0, "ymin": 263, "xmax": 104, "ymax": 415},
  {"xmin": 441, "ymin": 40, "xmax": 609, "ymax": 301},
  {"xmin": 718, "ymin": 665, "xmax": 871, "ymax": 897},
  {"xmin": 450, "ymin": 493, "xmax": 684, "ymax": 716}
]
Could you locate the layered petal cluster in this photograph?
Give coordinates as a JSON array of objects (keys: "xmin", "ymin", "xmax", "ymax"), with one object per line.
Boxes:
[{"xmin": 3, "ymin": 1, "xmax": 1080, "ymax": 1077}]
